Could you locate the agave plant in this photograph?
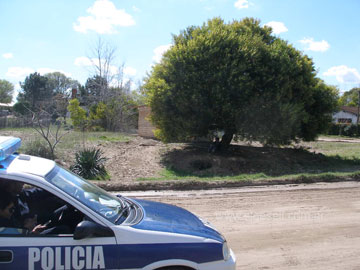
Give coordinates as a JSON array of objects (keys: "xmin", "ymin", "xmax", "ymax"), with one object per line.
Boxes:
[{"xmin": 71, "ymin": 148, "xmax": 108, "ymax": 180}]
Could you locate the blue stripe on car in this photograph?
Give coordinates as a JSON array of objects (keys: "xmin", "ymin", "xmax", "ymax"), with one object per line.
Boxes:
[{"xmin": 2, "ymin": 243, "xmax": 223, "ymax": 269}]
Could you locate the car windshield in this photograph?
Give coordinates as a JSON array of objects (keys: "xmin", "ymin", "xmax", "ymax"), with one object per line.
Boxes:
[{"xmin": 46, "ymin": 166, "xmax": 125, "ymax": 224}]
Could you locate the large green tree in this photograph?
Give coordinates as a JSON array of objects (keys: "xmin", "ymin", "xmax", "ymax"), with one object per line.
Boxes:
[
  {"xmin": 143, "ymin": 17, "xmax": 339, "ymax": 146},
  {"xmin": 0, "ymin": 79, "xmax": 14, "ymax": 103},
  {"xmin": 17, "ymin": 72, "xmax": 52, "ymax": 111},
  {"xmin": 44, "ymin": 72, "xmax": 79, "ymax": 95}
]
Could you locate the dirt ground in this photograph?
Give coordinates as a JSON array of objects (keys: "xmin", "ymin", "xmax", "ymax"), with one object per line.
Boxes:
[
  {"xmin": 125, "ymin": 182, "xmax": 360, "ymax": 270},
  {"xmin": 95, "ymin": 136, "xmax": 166, "ymax": 184},
  {"xmin": 93, "ymin": 135, "xmax": 360, "ymax": 184},
  {"xmin": 0, "ymin": 131, "xmax": 167, "ymax": 184},
  {"xmin": 74, "ymin": 135, "xmax": 360, "ymax": 188},
  {"xmin": 2, "ymin": 130, "xmax": 359, "ymax": 185}
]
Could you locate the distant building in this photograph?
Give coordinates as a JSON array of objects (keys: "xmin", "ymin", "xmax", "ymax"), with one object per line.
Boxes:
[
  {"xmin": 138, "ymin": 105, "xmax": 156, "ymax": 138},
  {"xmin": 333, "ymin": 106, "xmax": 359, "ymax": 124},
  {"xmin": 71, "ymin": 88, "xmax": 78, "ymax": 99},
  {"xmin": 0, "ymin": 103, "xmax": 13, "ymax": 117}
]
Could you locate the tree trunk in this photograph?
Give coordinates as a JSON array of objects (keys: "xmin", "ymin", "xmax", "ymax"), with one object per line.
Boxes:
[{"xmin": 220, "ymin": 132, "xmax": 234, "ymax": 149}]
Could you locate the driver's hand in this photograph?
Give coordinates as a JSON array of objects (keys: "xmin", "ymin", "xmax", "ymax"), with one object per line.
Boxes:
[{"xmin": 31, "ymin": 224, "xmax": 47, "ymax": 234}]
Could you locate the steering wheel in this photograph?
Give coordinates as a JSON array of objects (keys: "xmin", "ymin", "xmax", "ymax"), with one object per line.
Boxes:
[
  {"xmin": 43, "ymin": 206, "xmax": 65, "ymax": 228},
  {"xmin": 98, "ymin": 207, "xmax": 116, "ymax": 218}
]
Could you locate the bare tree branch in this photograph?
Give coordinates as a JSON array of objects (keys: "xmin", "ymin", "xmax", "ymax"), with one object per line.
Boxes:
[
  {"xmin": 88, "ymin": 37, "xmax": 117, "ymax": 101},
  {"xmin": 25, "ymin": 106, "xmax": 69, "ymax": 160}
]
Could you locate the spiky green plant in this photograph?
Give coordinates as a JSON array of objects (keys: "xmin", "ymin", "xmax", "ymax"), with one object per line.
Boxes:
[{"xmin": 71, "ymin": 148, "xmax": 108, "ymax": 180}]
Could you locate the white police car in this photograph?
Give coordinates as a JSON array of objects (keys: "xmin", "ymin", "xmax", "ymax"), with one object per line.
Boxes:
[{"xmin": 0, "ymin": 136, "xmax": 236, "ymax": 270}]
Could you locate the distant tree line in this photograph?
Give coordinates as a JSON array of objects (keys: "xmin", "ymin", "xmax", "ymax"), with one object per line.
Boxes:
[
  {"xmin": 11, "ymin": 71, "xmax": 141, "ymax": 132},
  {"xmin": 0, "ymin": 38, "xmax": 142, "ymax": 133}
]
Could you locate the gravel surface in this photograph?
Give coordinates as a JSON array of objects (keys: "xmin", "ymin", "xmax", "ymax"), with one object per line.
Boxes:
[{"xmin": 132, "ymin": 182, "xmax": 360, "ymax": 270}]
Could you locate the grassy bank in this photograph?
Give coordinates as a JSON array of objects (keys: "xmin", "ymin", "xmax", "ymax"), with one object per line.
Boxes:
[
  {"xmin": 0, "ymin": 127, "xmax": 131, "ymax": 160},
  {"xmin": 139, "ymin": 138, "xmax": 360, "ymax": 182},
  {"xmin": 138, "ymin": 168, "xmax": 360, "ymax": 183},
  {"xmin": 2, "ymin": 127, "xmax": 360, "ymax": 184}
]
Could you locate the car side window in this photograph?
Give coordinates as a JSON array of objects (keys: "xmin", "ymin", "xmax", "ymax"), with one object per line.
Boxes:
[{"xmin": 0, "ymin": 179, "xmax": 85, "ymax": 237}]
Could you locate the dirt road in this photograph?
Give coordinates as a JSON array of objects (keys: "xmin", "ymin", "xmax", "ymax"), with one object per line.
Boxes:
[{"xmin": 123, "ymin": 182, "xmax": 360, "ymax": 270}]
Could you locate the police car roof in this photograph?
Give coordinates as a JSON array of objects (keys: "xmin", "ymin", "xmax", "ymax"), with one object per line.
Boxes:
[
  {"xmin": 7, "ymin": 155, "xmax": 55, "ymax": 178},
  {"xmin": 0, "ymin": 136, "xmax": 55, "ymax": 178}
]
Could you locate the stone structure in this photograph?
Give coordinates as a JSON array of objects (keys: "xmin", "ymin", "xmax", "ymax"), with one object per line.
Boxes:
[{"xmin": 138, "ymin": 105, "xmax": 156, "ymax": 138}]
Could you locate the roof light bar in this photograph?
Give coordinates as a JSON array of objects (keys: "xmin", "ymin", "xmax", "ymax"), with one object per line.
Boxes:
[{"xmin": 0, "ymin": 136, "xmax": 21, "ymax": 161}]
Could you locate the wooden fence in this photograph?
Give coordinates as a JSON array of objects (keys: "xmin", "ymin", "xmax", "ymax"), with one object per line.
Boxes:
[{"xmin": 0, "ymin": 117, "xmax": 31, "ymax": 129}]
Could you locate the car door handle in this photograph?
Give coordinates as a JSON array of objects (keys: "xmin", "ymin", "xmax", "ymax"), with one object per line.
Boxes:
[{"xmin": 0, "ymin": 250, "xmax": 13, "ymax": 263}]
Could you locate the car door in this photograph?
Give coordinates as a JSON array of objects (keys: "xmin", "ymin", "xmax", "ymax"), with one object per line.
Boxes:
[
  {"xmin": 0, "ymin": 233, "xmax": 118, "ymax": 270},
  {"xmin": 0, "ymin": 181, "xmax": 120, "ymax": 270}
]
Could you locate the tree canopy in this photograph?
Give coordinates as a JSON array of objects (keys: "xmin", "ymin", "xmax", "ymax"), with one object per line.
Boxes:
[
  {"xmin": 17, "ymin": 72, "xmax": 51, "ymax": 111},
  {"xmin": 15, "ymin": 72, "xmax": 80, "ymax": 118},
  {"xmin": 338, "ymin": 87, "xmax": 360, "ymax": 107},
  {"xmin": 0, "ymin": 79, "xmax": 14, "ymax": 103},
  {"xmin": 143, "ymin": 17, "xmax": 339, "ymax": 146},
  {"xmin": 45, "ymin": 72, "xmax": 79, "ymax": 96}
]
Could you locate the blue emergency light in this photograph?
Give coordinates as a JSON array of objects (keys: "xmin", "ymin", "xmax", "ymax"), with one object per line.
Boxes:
[{"xmin": 0, "ymin": 137, "xmax": 21, "ymax": 161}]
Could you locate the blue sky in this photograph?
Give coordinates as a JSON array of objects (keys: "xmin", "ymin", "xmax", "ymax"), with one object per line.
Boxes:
[{"xmin": 1, "ymin": 0, "xmax": 360, "ymax": 102}]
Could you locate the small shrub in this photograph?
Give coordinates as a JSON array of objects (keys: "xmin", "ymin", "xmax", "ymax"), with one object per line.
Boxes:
[
  {"xmin": 67, "ymin": 99, "xmax": 87, "ymax": 129},
  {"xmin": 23, "ymin": 140, "xmax": 54, "ymax": 160},
  {"xmin": 327, "ymin": 123, "xmax": 360, "ymax": 137},
  {"xmin": 70, "ymin": 148, "xmax": 108, "ymax": 180},
  {"xmin": 89, "ymin": 125, "xmax": 105, "ymax": 132}
]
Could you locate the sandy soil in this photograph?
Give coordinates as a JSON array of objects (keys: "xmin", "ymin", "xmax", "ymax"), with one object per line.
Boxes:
[
  {"xmin": 127, "ymin": 182, "xmax": 360, "ymax": 270},
  {"xmin": 96, "ymin": 136, "xmax": 166, "ymax": 184},
  {"xmin": 96, "ymin": 136, "xmax": 360, "ymax": 184}
]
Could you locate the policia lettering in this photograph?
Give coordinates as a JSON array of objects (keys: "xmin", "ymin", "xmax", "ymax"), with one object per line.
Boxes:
[{"xmin": 28, "ymin": 246, "xmax": 105, "ymax": 270}]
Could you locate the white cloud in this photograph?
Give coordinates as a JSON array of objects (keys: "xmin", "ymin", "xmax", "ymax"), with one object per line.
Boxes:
[
  {"xmin": 14, "ymin": 83, "xmax": 21, "ymax": 92},
  {"xmin": 300, "ymin": 38, "xmax": 330, "ymax": 52},
  {"xmin": 124, "ymin": 66, "xmax": 137, "ymax": 76},
  {"xmin": 2, "ymin": 53, "xmax": 13, "ymax": 59},
  {"xmin": 74, "ymin": 56, "xmax": 93, "ymax": 67},
  {"xmin": 74, "ymin": 56, "xmax": 116, "ymax": 72},
  {"xmin": 153, "ymin": 44, "xmax": 171, "ymax": 63},
  {"xmin": 323, "ymin": 65, "xmax": 360, "ymax": 84},
  {"xmin": 264, "ymin": 21, "xmax": 288, "ymax": 34},
  {"xmin": 6, "ymin": 67, "xmax": 35, "ymax": 79},
  {"xmin": 234, "ymin": 0, "xmax": 249, "ymax": 9},
  {"xmin": 73, "ymin": 0, "xmax": 135, "ymax": 34},
  {"xmin": 74, "ymin": 56, "xmax": 136, "ymax": 82},
  {"xmin": 6, "ymin": 67, "xmax": 72, "ymax": 80}
]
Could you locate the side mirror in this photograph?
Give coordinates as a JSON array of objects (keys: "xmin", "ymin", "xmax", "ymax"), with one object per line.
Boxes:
[{"xmin": 73, "ymin": 221, "xmax": 114, "ymax": 240}]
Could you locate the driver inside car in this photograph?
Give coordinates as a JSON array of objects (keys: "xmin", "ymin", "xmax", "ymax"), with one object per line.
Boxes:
[
  {"xmin": 0, "ymin": 191, "xmax": 16, "ymax": 227},
  {"xmin": 0, "ymin": 190, "xmax": 29, "ymax": 235},
  {"xmin": 0, "ymin": 179, "xmax": 82, "ymax": 235}
]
